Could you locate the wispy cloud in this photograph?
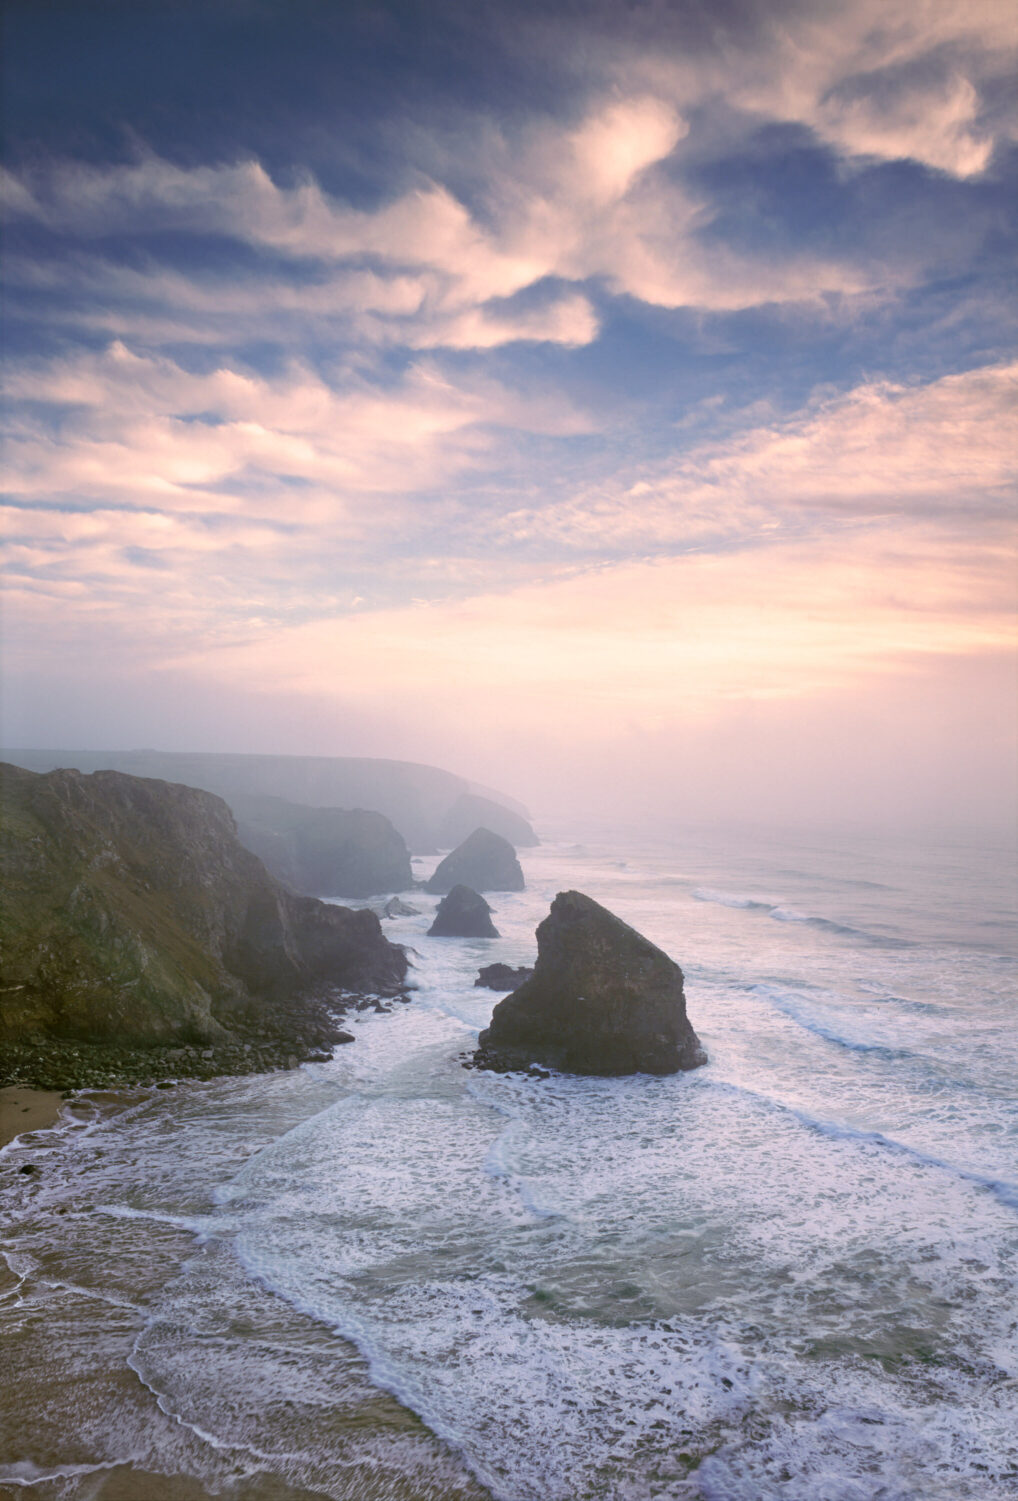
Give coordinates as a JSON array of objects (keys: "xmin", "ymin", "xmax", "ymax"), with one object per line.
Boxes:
[
  {"xmin": 594, "ymin": 0, "xmax": 1018, "ymax": 177},
  {"xmin": 1, "ymin": 88, "xmax": 875, "ymax": 349},
  {"xmin": 3, "ymin": 351, "xmax": 1012, "ymax": 664},
  {"xmin": 496, "ymin": 362, "xmax": 1018, "ymax": 552},
  {"xmin": 164, "ymin": 526, "xmax": 1015, "ymax": 732},
  {"xmin": 2, "ymin": 341, "xmax": 591, "ymax": 523}
]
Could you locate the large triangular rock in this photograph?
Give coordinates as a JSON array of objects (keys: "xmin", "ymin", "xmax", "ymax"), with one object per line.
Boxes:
[
  {"xmin": 425, "ymin": 827, "xmax": 524, "ymax": 894},
  {"xmin": 428, "ymin": 885, "xmax": 499, "ymax": 938},
  {"xmin": 475, "ymin": 890, "xmax": 706, "ymax": 1076}
]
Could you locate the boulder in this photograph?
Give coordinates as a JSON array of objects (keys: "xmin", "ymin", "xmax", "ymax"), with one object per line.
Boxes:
[
  {"xmin": 475, "ymin": 963, "xmax": 534, "ymax": 991},
  {"xmin": 440, "ymin": 792, "xmax": 538, "ymax": 849},
  {"xmin": 382, "ymin": 895, "xmax": 420, "ymax": 918},
  {"xmin": 425, "ymin": 827, "xmax": 524, "ymax": 894},
  {"xmin": 428, "ymin": 885, "xmax": 499, "ymax": 938},
  {"xmin": 475, "ymin": 890, "xmax": 706, "ymax": 1076}
]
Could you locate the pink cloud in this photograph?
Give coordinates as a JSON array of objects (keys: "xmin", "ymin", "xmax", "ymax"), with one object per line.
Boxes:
[{"xmin": 2, "ymin": 343, "xmax": 591, "ymax": 517}]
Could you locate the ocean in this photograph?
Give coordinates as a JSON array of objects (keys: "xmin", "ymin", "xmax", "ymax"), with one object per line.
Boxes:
[{"xmin": 2, "ymin": 824, "xmax": 1017, "ymax": 1500}]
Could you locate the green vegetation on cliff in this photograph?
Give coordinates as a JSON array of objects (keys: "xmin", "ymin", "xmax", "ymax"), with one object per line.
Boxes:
[{"xmin": 0, "ymin": 763, "xmax": 407, "ymax": 1073}]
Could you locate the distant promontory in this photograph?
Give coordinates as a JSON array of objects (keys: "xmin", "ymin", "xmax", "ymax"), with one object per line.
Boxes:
[{"xmin": 0, "ymin": 749, "xmax": 538, "ymax": 854}]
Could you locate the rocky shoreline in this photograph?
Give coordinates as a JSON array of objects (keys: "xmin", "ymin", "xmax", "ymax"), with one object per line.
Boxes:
[{"xmin": 0, "ymin": 989, "xmax": 408, "ymax": 1093}]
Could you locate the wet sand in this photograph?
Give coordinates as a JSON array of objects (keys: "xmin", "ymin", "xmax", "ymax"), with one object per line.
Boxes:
[
  {"xmin": 0, "ymin": 1078, "xmax": 491, "ymax": 1501},
  {"xmin": 0, "ymin": 1086, "xmax": 64, "ymax": 1147}
]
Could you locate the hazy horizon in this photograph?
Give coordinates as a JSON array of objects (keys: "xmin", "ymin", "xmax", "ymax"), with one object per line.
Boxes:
[{"xmin": 2, "ymin": 0, "xmax": 1015, "ymax": 840}]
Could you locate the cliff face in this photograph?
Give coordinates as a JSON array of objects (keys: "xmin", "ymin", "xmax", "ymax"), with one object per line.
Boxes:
[
  {"xmin": 1, "ymin": 749, "xmax": 533, "ymax": 854},
  {"xmin": 229, "ymin": 792, "xmax": 413, "ymax": 898},
  {"xmin": 0, "ymin": 763, "xmax": 406, "ymax": 1047}
]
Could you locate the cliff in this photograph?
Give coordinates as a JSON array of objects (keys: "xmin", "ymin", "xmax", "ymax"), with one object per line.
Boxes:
[
  {"xmin": 439, "ymin": 793, "xmax": 538, "ymax": 849},
  {"xmin": 2, "ymin": 749, "xmax": 534, "ymax": 854},
  {"xmin": 0, "ymin": 763, "xmax": 406, "ymax": 1053},
  {"xmin": 229, "ymin": 792, "xmax": 413, "ymax": 898}
]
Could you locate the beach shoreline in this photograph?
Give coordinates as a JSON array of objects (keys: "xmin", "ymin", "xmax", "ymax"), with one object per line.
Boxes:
[{"xmin": 0, "ymin": 1086, "xmax": 65, "ymax": 1148}]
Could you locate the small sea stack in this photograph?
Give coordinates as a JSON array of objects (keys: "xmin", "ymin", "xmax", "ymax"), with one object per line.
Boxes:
[
  {"xmin": 428, "ymin": 885, "xmax": 499, "ymax": 938},
  {"xmin": 475, "ymin": 963, "xmax": 533, "ymax": 991},
  {"xmin": 425, "ymin": 828, "xmax": 524, "ymax": 894},
  {"xmin": 382, "ymin": 896, "xmax": 420, "ymax": 918},
  {"xmin": 474, "ymin": 890, "xmax": 706, "ymax": 1076}
]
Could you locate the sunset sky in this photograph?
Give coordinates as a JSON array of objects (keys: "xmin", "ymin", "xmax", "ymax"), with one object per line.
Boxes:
[{"xmin": 2, "ymin": 0, "xmax": 1015, "ymax": 831}]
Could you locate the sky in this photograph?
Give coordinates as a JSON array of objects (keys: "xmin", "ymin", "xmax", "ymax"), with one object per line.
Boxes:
[{"xmin": 1, "ymin": 0, "xmax": 1015, "ymax": 833}]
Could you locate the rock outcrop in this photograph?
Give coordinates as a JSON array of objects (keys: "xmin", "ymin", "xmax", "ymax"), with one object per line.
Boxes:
[
  {"xmin": 428, "ymin": 885, "xmax": 499, "ymax": 938},
  {"xmin": 229, "ymin": 792, "xmax": 413, "ymax": 898},
  {"xmin": 475, "ymin": 890, "xmax": 706, "ymax": 1076},
  {"xmin": 439, "ymin": 793, "xmax": 538, "ymax": 849},
  {"xmin": 382, "ymin": 896, "xmax": 420, "ymax": 918},
  {"xmin": 475, "ymin": 963, "xmax": 534, "ymax": 991},
  {"xmin": 425, "ymin": 828, "xmax": 524, "ymax": 894},
  {"xmin": 0, "ymin": 763, "xmax": 407, "ymax": 1053}
]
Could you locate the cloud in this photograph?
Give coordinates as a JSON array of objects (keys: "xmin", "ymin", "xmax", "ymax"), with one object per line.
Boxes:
[
  {"xmin": 607, "ymin": 0, "xmax": 1018, "ymax": 177},
  {"xmin": 2, "ymin": 341, "xmax": 591, "ymax": 519},
  {"xmin": 495, "ymin": 362, "xmax": 1018, "ymax": 552},
  {"xmin": 163, "ymin": 526, "xmax": 1015, "ymax": 732},
  {"xmin": 2, "ymin": 86, "xmax": 873, "ymax": 337},
  {"xmin": 3, "ymin": 353, "xmax": 1012, "ymax": 657}
]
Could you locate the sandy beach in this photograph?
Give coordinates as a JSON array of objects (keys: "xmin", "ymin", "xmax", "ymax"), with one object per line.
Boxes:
[{"xmin": 0, "ymin": 1087, "xmax": 64, "ymax": 1148}]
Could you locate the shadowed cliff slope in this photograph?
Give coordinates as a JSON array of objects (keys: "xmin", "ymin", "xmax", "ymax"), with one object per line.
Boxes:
[
  {"xmin": 438, "ymin": 793, "xmax": 538, "ymax": 849},
  {"xmin": 0, "ymin": 763, "xmax": 407, "ymax": 1048},
  {"xmin": 229, "ymin": 792, "xmax": 414, "ymax": 897}
]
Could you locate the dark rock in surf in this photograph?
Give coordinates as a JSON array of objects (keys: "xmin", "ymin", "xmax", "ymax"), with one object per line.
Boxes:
[
  {"xmin": 425, "ymin": 828, "xmax": 524, "ymax": 895},
  {"xmin": 474, "ymin": 890, "xmax": 706, "ymax": 1076},
  {"xmin": 382, "ymin": 896, "xmax": 420, "ymax": 918},
  {"xmin": 475, "ymin": 963, "xmax": 534, "ymax": 991},
  {"xmin": 428, "ymin": 885, "xmax": 499, "ymax": 938}
]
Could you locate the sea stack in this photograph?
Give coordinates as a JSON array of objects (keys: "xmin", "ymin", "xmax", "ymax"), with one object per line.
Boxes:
[
  {"xmin": 425, "ymin": 827, "xmax": 524, "ymax": 894},
  {"xmin": 475, "ymin": 890, "xmax": 706, "ymax": 1075},
  {"xmin": 428, "ymin": 885, "xmax": 499, "ymax": 938}
]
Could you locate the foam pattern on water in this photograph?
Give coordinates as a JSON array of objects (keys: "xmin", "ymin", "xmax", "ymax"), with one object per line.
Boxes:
[
  {"xmin": 203, "ymin": 991, "xmax": 1018, "ymax": 1499},
  {"xmin": 3, "ymin": 830, "xmax": 1017, "ymax": 1499}
]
